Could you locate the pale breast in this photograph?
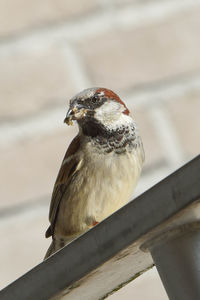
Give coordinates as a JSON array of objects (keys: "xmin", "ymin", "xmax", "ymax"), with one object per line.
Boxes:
[
  {"xmin": 55, "ymin": 139, "xmax": 143, "ymax": 237},
  {"xmin": 84, "ymin": 149, "xmax": 142, "ymax": 221}
]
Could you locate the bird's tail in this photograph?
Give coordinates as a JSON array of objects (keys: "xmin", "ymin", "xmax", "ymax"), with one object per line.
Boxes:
[
  {"xmin": 44, "ymin": 239, "xmax": 59, "ymax": 260},
  {"xmin": 44, "ymin": 236, "xmax": 76, "ymax": 260}
]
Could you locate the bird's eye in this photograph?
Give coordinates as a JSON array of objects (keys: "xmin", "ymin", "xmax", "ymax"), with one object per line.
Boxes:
[{"xmin": 91, "ymin": 96, "xmax": 98, "ymax": 103}]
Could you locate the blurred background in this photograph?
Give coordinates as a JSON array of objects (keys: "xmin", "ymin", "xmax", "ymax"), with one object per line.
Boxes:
[{"xmin": 0, "ymin": 0, "xmax": 200, "ymax": 298}]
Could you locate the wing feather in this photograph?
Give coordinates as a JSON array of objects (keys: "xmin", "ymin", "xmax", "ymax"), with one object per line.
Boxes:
[{"xmin": 45, "ymin": 135, "xmax": 81, "ymax": 238}]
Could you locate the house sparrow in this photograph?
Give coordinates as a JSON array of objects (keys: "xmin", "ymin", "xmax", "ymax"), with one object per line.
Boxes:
[{"xmin": 44, "ymin": 87, "xmax": 144, "ymax": 259}]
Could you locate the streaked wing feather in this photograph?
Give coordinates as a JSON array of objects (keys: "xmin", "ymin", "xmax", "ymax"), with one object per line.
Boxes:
[{"xmin": 45, "ymin": 135, "xmax": 81, "ymax": 238}]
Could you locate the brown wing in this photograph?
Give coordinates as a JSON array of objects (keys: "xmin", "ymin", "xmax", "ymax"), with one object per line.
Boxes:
[{"xmin": 45, "ymin": 135, "xmax": 81, "ymax": 238}]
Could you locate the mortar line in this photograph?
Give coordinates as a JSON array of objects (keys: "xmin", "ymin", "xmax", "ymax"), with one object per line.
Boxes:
[
  {"xmin": 114, "ymin": 0, "xmax": 199, "ymax": 29},
  {"xmin": 125, "ymin": 72, "xmax": 200, "ymax": 109},
  {"xmin": 62, "ymin": 42, "xmax": 92, "ymax": 91}
]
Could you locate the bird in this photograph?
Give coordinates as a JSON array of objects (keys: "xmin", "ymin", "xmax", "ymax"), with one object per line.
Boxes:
[{"xmin": 44, "ymin": 87, "xmax": 144, "ymax": 259}]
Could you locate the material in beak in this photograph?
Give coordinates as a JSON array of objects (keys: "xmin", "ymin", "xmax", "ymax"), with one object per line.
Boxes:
[{"xmin": 64, "ymin": 106, "xmax": 87, "ymax": 126}]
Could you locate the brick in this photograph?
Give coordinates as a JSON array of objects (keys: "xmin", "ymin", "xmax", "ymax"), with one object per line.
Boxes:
[
  {"xmin": 0, "ymin": 0, "xmax": 99, "ymax": 37},
  {"xmin": 166, "ymin": 91, "xmax": 200, "ymax": 157},
  {"xmin": 0, "ymin": 126, "xmax": 78, "ymax": 209},
  {"xmin": 130, "ymin": 106, "xmax": 165, "ymax": 169},
  {"xmin": 79, "ymin": 8, "xmax": 200, "ymax": 91},
  {"xmin": 0, "ymin": 46, "xmax": 76, "ymax": 120}
]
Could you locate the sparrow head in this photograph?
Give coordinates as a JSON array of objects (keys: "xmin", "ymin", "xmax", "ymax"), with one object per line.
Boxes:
[{"xmin": 64, "ymin": 87, "xmax": 130, "ymax": 128}]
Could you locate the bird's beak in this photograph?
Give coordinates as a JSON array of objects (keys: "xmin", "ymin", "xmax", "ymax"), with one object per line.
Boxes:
[
  {"xmin": 64, "ymin": 107, "xmax": 75, "ymax": 125},
  {"xmin": 64, "ymin": 106, "xmax": 87, "ymax": 126}
]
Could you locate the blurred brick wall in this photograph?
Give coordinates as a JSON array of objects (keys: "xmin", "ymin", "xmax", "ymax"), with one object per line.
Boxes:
[{"xmin": 0, "ymin": 0, "xmax": 199, "ymax": 298}]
